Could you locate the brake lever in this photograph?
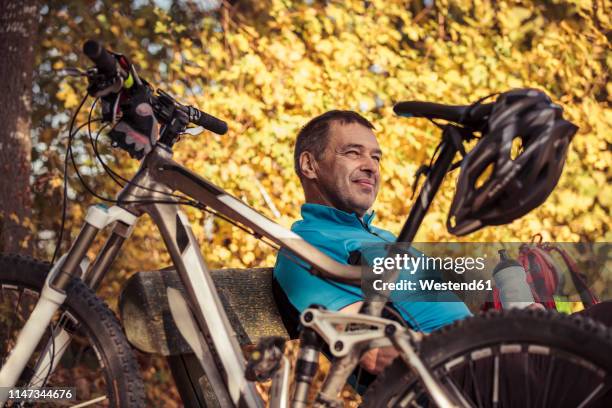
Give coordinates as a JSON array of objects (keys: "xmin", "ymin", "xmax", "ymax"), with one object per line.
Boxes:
[
  {"xmin": 182, "ymin": 126, "xmax": 204, "ymax": 136},
  {"xmin": 59, "ymin": 63, "xmax": 123, "ymax": 98},
  {"xmin": 58, "ymin": 67, "xmax": 88, "ymax": 77},
  {"xmin": 87, "ymin": 70, "xmax": 124, "ymax": 98}
]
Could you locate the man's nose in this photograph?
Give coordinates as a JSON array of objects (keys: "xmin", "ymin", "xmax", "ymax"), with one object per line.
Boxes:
[{"xmin": 359, "ymin": 156, "xmax": 379, "ymax": 175}]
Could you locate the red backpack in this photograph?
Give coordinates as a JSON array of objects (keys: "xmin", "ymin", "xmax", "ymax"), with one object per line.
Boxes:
[{"xmin": 484, "ymin": 236, "xmax": 599, "ymax": 311}]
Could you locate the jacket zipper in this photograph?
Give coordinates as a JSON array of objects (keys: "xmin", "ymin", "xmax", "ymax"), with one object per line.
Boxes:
[{"xmin": 357, "ymin": 217, "xmax": 392, "ymax": 243}]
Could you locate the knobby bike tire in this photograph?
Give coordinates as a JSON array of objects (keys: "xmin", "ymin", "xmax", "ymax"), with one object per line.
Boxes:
[
  {"xmin": 0, "ymin": 254, "xmax": 145, "ymax": 407},
  {"xmin": 362, "ymin": 309, "xmax": 612, "ymax": 408}
]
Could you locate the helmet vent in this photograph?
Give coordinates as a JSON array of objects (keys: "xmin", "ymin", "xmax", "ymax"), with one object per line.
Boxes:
[
  {"xmin": 475, "ymin": 163, "xmax": 494, "ymax": 189},
  {"xmin": 510, "ymin": 137, "xmax": 524, "ymax": 160}
]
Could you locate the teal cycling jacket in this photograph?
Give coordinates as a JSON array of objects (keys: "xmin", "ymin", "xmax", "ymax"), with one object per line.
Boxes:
[{"xmin": 273, "ymin": 203, "xmax": 472, "ymax": 333}]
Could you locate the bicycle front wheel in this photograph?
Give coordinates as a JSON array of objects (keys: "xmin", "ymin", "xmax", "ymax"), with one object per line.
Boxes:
[
  {"xmin": 362, "ymin": 309, "xmax": 612, "ymax": 408},
  {"xmin": 0, "ymin": 254, "xmax": 145, "ymax": 407}
]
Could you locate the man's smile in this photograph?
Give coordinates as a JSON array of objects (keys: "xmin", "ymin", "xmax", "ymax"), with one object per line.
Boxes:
[{"xmin": 353, "ymin": 178, "xmax": 376, "ymax": 190}]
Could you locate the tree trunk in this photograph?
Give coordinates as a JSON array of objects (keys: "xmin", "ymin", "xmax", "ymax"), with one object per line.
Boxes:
[{"xmin": 0, "ymin": 0, "xmax": 39, "ymax": 254}]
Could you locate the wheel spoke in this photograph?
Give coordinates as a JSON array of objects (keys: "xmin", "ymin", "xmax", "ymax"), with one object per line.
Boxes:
[
  {"xmin": 440, "ymin": 368, "xmax": 477, "ymax": 408},
  {"xmin": 575, "ymin": 381, "xmax": 607, "ymax": 408},
  {"xmin": 70, "ymin": 395, "xmax": 108, "ymax": 407},
  {"xmin": 540, "ymin": 355, "xmax": 555, "ymax": 406},
  {"xmin": 523, "ymin": 351, "xmax": 530, "ymax": 407},
  {"xmin": 28, "ymin": 332, "xmax": 71, "ymax": 386},
  {"xmin": 468, "ymin": 358, "xmax": 484, "ymax": 408},
  {"xmin": 492, "ymin": 352, "xmax": 499, "ymax": 408}
]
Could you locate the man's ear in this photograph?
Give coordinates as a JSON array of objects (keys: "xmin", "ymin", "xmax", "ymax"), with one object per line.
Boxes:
[{"xmin": 299, "ymin": 151, "xmax": 319, "ymax": 180}]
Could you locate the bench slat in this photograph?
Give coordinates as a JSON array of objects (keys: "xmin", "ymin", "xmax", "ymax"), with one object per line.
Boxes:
[{"xmin": 119, "ymin": 267, "xmax": 288, "ymax": 356}]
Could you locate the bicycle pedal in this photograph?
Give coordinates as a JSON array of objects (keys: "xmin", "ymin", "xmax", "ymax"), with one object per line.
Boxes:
[{"xmin": 245, "ymin": 336, "xmax": 286, "ymax": 381}]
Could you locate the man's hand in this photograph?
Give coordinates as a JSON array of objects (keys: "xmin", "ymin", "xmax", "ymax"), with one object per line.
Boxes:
[{"xmin": 359, "ymin": 346, "xmax": 399, "ymax": 374}]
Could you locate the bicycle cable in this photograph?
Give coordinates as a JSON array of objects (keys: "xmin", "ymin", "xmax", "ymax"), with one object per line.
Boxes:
[
  {"xmin": 87, "ymin": 98, "xmax": 209, "ymax": 205},
  {"xmin": 51, "ymin": 93, "xmax": 89, "ymax": 265},
  {"xmin": 87, "ymin": 99, "xmax": 125, "ymax": 188}
]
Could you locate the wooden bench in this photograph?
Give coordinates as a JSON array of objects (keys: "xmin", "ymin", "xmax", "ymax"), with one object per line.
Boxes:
[{"xmin": 119, "ymin": 267, "xmax": 288, "ymax": 407}]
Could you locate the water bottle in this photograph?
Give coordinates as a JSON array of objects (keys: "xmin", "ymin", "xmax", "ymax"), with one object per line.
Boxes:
[{"xmin": 493, "ymin": 249, "xmax": 536, "ymax": 309}]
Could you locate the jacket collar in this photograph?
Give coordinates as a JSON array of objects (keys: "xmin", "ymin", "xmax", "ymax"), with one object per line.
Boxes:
[{"xmin": 300, "ymin": 203, "xmax": 376, "ymax": 228}]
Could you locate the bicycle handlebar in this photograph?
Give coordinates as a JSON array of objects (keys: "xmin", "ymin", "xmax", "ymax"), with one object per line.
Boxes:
[
  {"xmin": 394, "ymin": 100, "xmax": 494, "ymax": 128},
  {"xmin": 82, "ymin": 39, "xmax": 228, "ymax": 136}
]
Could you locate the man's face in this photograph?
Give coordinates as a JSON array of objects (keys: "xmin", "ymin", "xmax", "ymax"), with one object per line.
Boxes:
[{"xmin": 314, "ymin": 121, "xmax": 382, "ymax": 216}]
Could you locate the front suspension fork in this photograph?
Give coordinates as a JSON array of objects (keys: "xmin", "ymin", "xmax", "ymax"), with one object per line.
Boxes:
[
  {"xmin": 0, "ymin": 205, "xmax": 135, "ymax": 403},
  {"xmin": 28, "ymin": 219, "xmax": 132, "ymax": 390}
]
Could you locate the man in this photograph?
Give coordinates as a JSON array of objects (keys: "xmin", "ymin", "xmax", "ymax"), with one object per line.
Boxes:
[
  {"xmin": 272, "ymin": 110, "xmax": 612, "ymax": 404},
  {"xmin": 272, "ymin": 110, "xmax": 472, "ymax": 375}
]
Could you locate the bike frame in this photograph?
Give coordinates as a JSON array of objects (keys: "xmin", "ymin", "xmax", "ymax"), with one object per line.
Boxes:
[{"xmin": 0, "ymin": 124, "xmax": 463, "ymax": 407}]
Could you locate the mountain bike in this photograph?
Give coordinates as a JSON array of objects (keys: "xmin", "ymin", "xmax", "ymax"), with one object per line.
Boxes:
[{"xmin": 1, "ymin": 40, "xmax": 611, "ymax": 407}]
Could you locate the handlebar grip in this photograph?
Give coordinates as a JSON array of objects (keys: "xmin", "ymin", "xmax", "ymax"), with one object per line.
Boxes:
[
  {"xmin": 394, "ymin": 101, "xmax": 494, "ymax": 127},
  {"xmin": 187, "ymin": 107, "xmax": 228, "ymax": 135},
  {"xmin": 83, "ymin": 40, "xmax": 117, "ymax": 77},
  {"xmin": 394, "ymin": 101, "xmax": 468, "ymax": 122}
]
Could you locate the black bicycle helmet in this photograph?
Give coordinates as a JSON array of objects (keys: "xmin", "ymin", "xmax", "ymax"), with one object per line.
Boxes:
[{"xmin": 447, "ymin": 88, "xmax": 578, "ymax": 235}]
